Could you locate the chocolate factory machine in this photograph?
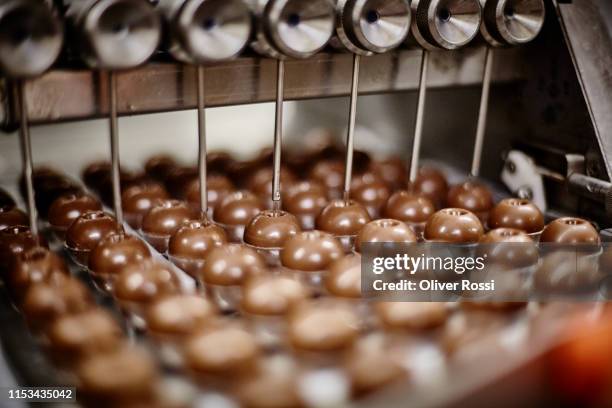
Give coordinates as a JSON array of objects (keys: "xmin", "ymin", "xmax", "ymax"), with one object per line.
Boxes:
[{"xmin": 0, "ymin": 0, "xmax": 612, "ymax": 407}]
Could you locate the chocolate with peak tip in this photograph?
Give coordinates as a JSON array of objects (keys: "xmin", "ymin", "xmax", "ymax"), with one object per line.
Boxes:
[
  {"xmin": 488, "ymin": 198, "xmax": 544, "ymax": 233},
  {"xmin": 424, "ymin": 208, "xmax": 484, "ymax": 243},
  {"xmin": 0, "ymin": 206, "xmax": 29, "ymax": 231},
  {"xmin": 355, "ymin": 219, "xmax": 416, "ymax": 252},
  {"xmin": 244, "ymin": 210, "xmax": 301, "ymax": 249},
  {"xmin": 141, "ymin": 199, "xmax": 198, "ymax": 237},
  {"xmin": 213, "ymin": 191, "xmax": 264, "ymax": 226},
  {"xmin": 0, "ymin": 226, "xmax": 43, "ymax": 272},
  {"xmin": 539, "ymin": 217, "xmax": 600, "ymax": 244},
  {"xmin": 88, "ymin": 232, "xmax": 151, "ymax": 277},
  {"xmin": 168, "ymin": 219, "xmax": 227, "ymax": 261},
  {"xmin": 316, "ymin": 199, "xmax": 371, "ymax": 237},
  {"xmin": 9, "ymin": 246, "xmax": 68, "ymax": 299},
  {"xmin": 48, "ymin": 192, "xmax": 102, "ymax": 232},
  {"xmin": 121, "ymin": 181, "xmax": 169, "ymax": 229},
  {"xmin": 65, "ymin": 211, "xmax": 121, "ymax": 252}
]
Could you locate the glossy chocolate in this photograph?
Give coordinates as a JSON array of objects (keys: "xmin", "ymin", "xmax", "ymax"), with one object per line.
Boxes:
[
  {"xmin": 282, "ymin": 181, "xmax": 328, "ymax": 230},
  {"xmin": 141, "ymin": 199, "xmax": 197, "ymax": 237},
  {"xmin": 98, "ymin": 171, "xmax": 150, "ymax": 207},
  {"xmin": 9, "ymin": 246, "xmax": 68, "ymax": 299},
  {"xmin": 144, "ymin": 155, "xmax": 177, "ymax": 181},
  {"xmin": 185, "ymin": 175, "xmax": 234, "ymax": 212},
  {"xmin": 207, "ymin": 151, "xmax": 235, "ymax": 174},
  {"xmin": 121, "ymin": 181, "xmax": 169, "ymax": 229},
  {"xmin": 184, "ymin": 325, "xmax": 259, "ymax": 376},
  {"xmin": 355, "ymin": 219, "xmax": 417, "ymax": 252},
  {"xmin": 447, "ymin": 181, "xmax": 494, "ymax": 219},
  {"xmin": 351, "ymin": 178, "xmax": 390, "ymax": 219},
  {"xmin": 383, "ymin": 190, "xmax": 435, "ymax": 224},
  {"xmin": 246, "ymin": 167, "xmax": 297, "ymax": 202},
  {"xmin": 539, "ymin": 217, "xmax": 600, "ymax": 245},
  {"xmin": 478, "ymin": 228, "xmax": 538, "ymax": 268},
  {"xmin": 65, "ymin": 211, "xmax": 121, "ymax": 252},
  {"xmin": 35, "ymin": 178, "xmax": 83, "ymax": 219},
  {"xmin": 146, "ymin": 294, "xmax": 216, "ymax": 335},
  {"xmin": 213, "ymin": 191, "xmax": 264, "ymax": 226},
  {"xmin": 375, "ymin": 302, "xmax": 448, "ymax": 330},
  {"xmin": 325, "ymin": 253, "xmax": 361, "ymax": 298},
  {"xmin": 88, "ymin": 233, "xmax": 151, "ymax": 277},
  {"xmin": 488, "ymin": 198, "xmax": 544, "ymax": 233},
  {"xmin": 424, "ymin": 208, "xmax": 484, "ymax": 243},
  {"xmin": 308, "ymin": 159, "xmax": 345, "ymax": 199},
  {"xmin": 0, "ymin": 226, "xmax": 41, "ymax": 271},
  {"xmin": 288, "ymin": 300, "xmax": 359, "ymax": 352},
  {"xmin": 164, "ymin": 166, "xmax": 198, "ymax": 198},
  {"xmin": 201, "ymin": 244, "xmax": 266, "ymax": 286},
  {"xmin": 48, "ymin": 192, "xmax": 102, "ymax": 232},
  {"xmin": 0, "ymin": 206, "xmax": 29, "ymax": 231},
  {"xmin": 371, "ymin": 157, "xmax": 408, "ymax": 191},
  {"xmin": 280, "ymin": 230, "xmax": 343, "ymax": 272},
  {"xmin": 316, "ymin": 199, "xmax": 371, "ymax": 237},
  {"xmin": 412, "ymin": 167, "xmax": 449, "ymax": 208},
  {"xmin": 82, "ymin": 161, "xmax": 113, "ymax": 190},
  {"xmin": 168, "ymin": 219, "xmax": 227, "ymax": 260},
  {"xmin": 0, "ymin": 188, "xmax": 15, "ymax": 209},
  {"xmin": 244, "ymin": 210, "xmax": 301, "ymax": 249},
  {"xmin": 241, "ymin": 274, "xmax": 308, "ymax": 316},
  {"xmin": 113, "ymin": 259, "xmax": 181, "ymax": 304}
]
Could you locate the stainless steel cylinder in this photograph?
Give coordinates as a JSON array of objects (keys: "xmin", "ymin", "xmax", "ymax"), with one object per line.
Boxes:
[
  {"xmin": 410, "ymin": 0, "xmax": 482, "ymax": 50},
  {"xmin": 159, "ymin": 0, "xmax": 252, "ymax": 63},
  {"xmin": 250, "ymin": 0, "xmax": 336, "ymax": 59},
  {"xmin": 66, "ymin": 0, "xmax": 161, "ymax": 69},
  {"xmin": 335, "ymin": 0, "xmax": 411, "ymax": 55},
  {"xmin": 481, "ymin": 0, "xmax": 545, "ymax": 46},
  {"xmin": 0, "ymin": 0, "xmax": 63, "ymax": 78}
]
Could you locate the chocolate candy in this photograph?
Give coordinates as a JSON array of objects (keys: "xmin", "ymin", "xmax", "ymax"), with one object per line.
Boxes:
[
  {"xmin": 168, "ymin": 219, "xmax": 227, "ymax": 277},
  {"xmin": 98, "ymin": 171, "xmax": 150, "ymax": 207},
  {"xmin": 316, "ymin": 199, "xmax": 371, "ymax": 250},
  {"xmin": 121, "ymin": 181, "xmax": 169, "ymax": 229},
  {"xmin": 424, "ymin": 208, "xmax": 484, "ymax": 243},
  {"xmin": 207, "ymin": 151, "xmax": 235, "ymax": 174},
  {"xmin": 282, "ymin": 181, "xmax": 328, "ymax": 230},
  {"xmin": 479, "ymin": 228, "xmax": 538, "ymax": 267},
  {"xmin": 65, "ymin": 211, "xmax": 121, "ymax": 266},
  {"xmin": 355, "ymin": 219, "xmax": 417, "ymax": 252},
  {"xmin": 351, "ymin": 176, "xmax": 390, "ymax": 219},
  {"xmin": 308, "ymin": 159, "xmax": 345, "ymax": 199},
  {"xmin": 540, "ymin": 217, "xmax": 600, "ymax": 245},
  {"xmin": 280, "ymin": 230, "xmax": 343, "ymax": 273},
  {"xmin": 288, "ymin": 299, "xmax": 359, "ymax": 352},
  {"xmin": 383, "ymin": 190, "xmax": 435, "ymax": 226},
  {"xmin": 488, "ymin": 198, "xmax": 544, "ymax": 234},
  {"xmin": 447, "ymin": 181, "xmax": 494, "ymax": 222},
  {"xmin": 244, "ymin": 210, "xmax": 301, "ymax": 249},
  {"xmin": 0, "ymin": 206, "xmax": 29, "ymax": 231},
  {"xmin": 325, "ymin": 253, "xmax": 361, "ymax": 298},
  {"xmin": 0, "ymin": 226, "xmax": 42, "ymax": 272},
  {"xmin": 9, "ymin": 246, "xmax": 68, "ymax": 299},
  {"xmin": 375, "ymin": 302, "xmax": 448, "ymax": 330},
  {"xmin": 184, "ymin": 174, "xmax": 234, "ymax": 214},
  {"xmin": 144, "ymin": 154, "xmax": 177, "ymax": 182},
  {"xmin": 141, "ymin": 199, "xmax": 197, "ymax": 252},
  {"xmin": 113, "ymin": 259, "xmax": 181, "ymax": 306},
  {"xmin": 412, "ymin": 167, "xmax": 448, "ymax": 208},
  {"xmin": 246, "ymin": 167, "xmax": 297, "ymax": 208},
  {"xmin": 82, "ymin": 161, "xmax": 113, "ymax": 190},
  {"xmin": 48, "ymin": 192, "xmax": 102, "ymax": 236},
  {"xmin": 370, "ymin": 156, "xmax": 408, "ymax": 191},
  {"xmin": 164, "ymin": 166, "xmax": 198, "ymax": 198},
  {"xmin": 241, "ymin": 274, "xmax": 309, "ymax": 317},
  {"xmin": 0, "ymin": 188, "xmax": 15, "ymax": 209},
  {"xmin": 88, "ymin": 232, "xmax": 151, "ymax": 278},
  {"xmin": 146, "ymin": 294, "xmax": 216, "ymax": 336},
  {"xmin": 213, "ymin": 191, "xmax": 264, "ymax": 242}
]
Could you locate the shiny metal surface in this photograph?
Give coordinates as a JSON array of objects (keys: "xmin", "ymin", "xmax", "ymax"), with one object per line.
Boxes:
[
  {"xmin": 343, "ymin": 54, "xmax": 360, "ymax": 199},
  {"xmin": 411, "ymin": 0, "xmax": 482, "ymax": 50},
  {"xmin": 272, "ymin": 59, "xmax": 284, "ymax": 208},
  {"xmin": 108, "ymin": 71, "xmax": 123, "ymax": 225},
  {"xmin": 408, "ymin": 50, "xmax": 429, "ymax": 183},
  {"xmin": 251, "ymin": 0, "xmax": 335, "ymax": 59},
  {"xmin": 197, "ymin": 65, "xmax": 208, "ymax": 214},
  {"xmin": 17, "ymin": 81, "xmax": 38, "ymax": 238},
  {"xmin": 67, "ymin": 0, "xmax": 161, "ymax": 69},
  {"xmin": 1, "ymin": 48, "xmax": 528, "ymax": 128},
  {"xmin": 336, "ymin": 0, "xmax": 411, "ymax": 55},
  {"xmin": 470, "ymin": 45, "xmax": 493, "ymax": 178},
  {"xmin": 0, "ymin": 0, "xmax": 63, "ymax": 78},
  {"xmin": 482, "ymin": 0, "xmax": 545, "ymax": 46},
  {"xmin": 159, "ymin": 0, "xmax": 252, "ymax": 63}
]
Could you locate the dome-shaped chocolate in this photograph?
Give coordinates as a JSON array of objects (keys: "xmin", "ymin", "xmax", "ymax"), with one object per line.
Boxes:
[
  {"xmin": 478, "ymin": 228, "xmax": 538, "ymax": 268},
  {"xmin": 88, "ymin": 233, "xmax": 151, "ymax": 277},
  {"xmin": 288, "ymin": 299, "xmax": 359, "ymax": 352},
  {"xmin": 351, "ymin": 177, "xmax": 390, "ymax": 219},
  {"xmin": 447, "ymin": 181, "xmax": 494, "ymax": 221},
  {"xmin": 375, "ymin": 302, "xmax": 448, "ymax": 330},
  {"xmin": 241, "ymin": 274, "xmax": 308, "ymax": 316},
  {"xmin": 244, "ymin": 210, "xmax": 301, "ymax": 249},
  {"xmin": 280, "ymin": 230, "xmax": 343, "ymax": 272},
  {"xmin": 412, "ymin": 167, "xmax": 448, "ymax": 208},
  {"xmin": 113, "ymin": 260, "xmax": 181, "ymax": 304},
  {"xmin": 0, "ymin": 188, "xmax": 15, "ymax": 209},
  {"xmin": 540, "ymin": 217, "xmax": 600, "ymax": 245},
  {"xmin": 82, "ymin": 161, "xmax": 113, "ymax": 190},
  {"xmin": 141, "ymin": 199, "xmax": 197, "ymax": 238},
  {"xmin": 325, "ymin": 253, "xmax": 361, "ymax": 298},
  {"xmin": 34, "ymin": 178, "xmax": 83, "ymax": 219},
  {"xmin": 164, "ymin": 166, "xmax": 198, "ymax": 198},
  {"xmin": 282, "ymin": 181, "xmax": 328, "ymax": 230},
  {"xmin": 207, "ymin": 151, "xmax": 235, "ymax": 175},
  {"xmin": 316, "ymin": 199, "xmax": 371, "ymax": 237},
  {"xmin": 201, "ymin": 244, "xmax": 266, "ymax": 286},
  {"xmin": 0, "ymin": 206, "xmax": 28, "ymax": 231},
  {"xmin": 184, "ymin": 175, "xmax": 234, "ymax": 212},
  {"xmin": 383, "ymin": 190, "xmax": 435, "ymax": 224},
  {"xmin": 308, "ymin": 159, "xmax": 345, "ymax": 199},
  {"xmin": 246, "ymin": 166, "xmax": 297, "ymax": 204},
  {"xmin": 121, "ymin": 181, "xmax": 169, "ymax": 229},
  {"xmin": 144, "ymin": 154, "xmax": 178, "ymax": 182},
  {"xmin": 168, "ymin": 219, "xmax": 227, "ymax": 261},
  {"xmin": 370, "ymin": 157, "xmax": 408, "ymax": 191},
  {"xmin": 65, "ymin": 211, "xmax": 121, "ymax": 252},
  {"xmin": 355, "ymin": 219, "xmax": 417, "ymax": 252},
  {"xmin": 488, "ymin": 198, "xmax": 544, "ymax": 233},
  {"xmin": 213, "ymin": 191, "xmax": 264, "ymax": 226},
  {"xmin": 0, "ymin": 226, "xmax": 42, "ymax": 271},
  {"xmin": 48, "ymin": 192, "xmax": 102, "ymax": 234},
  {"xmin": 184, "ymin": 325, "xmax": 259, "ymax": 376},
  {"xmin": 424, "ymin": 208, "xmax": 484, "ymax": 243},
  {"xmin": 146, "ymin": 294, "xmax": 216, "ymax": 336},
  {"xmin": 9, "ymin": 246, "xmax": 68, "ymax": 299}
]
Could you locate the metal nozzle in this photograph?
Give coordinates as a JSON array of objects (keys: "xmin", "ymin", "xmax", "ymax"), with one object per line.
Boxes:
[
  {"xmin": 482, "ymin": 0, "xmax": 545, "ymax": 46},
  {"xmin": 68, "ymin": 0, "xmax": 161, "ymax": 69},
  {"xmin": 252, "ymin": 0, "xmax": 335, "ymax": 59},
  {"xmin": 411, "ymin": 0, "xmax": 482, "ymax": 50},
  {"xmin": 161, "ymin": 0, "xmax": 252, "ymax": 63},
  {"xmin": 0, "ymin": 0, "xmax": 63, "ymax": 78},
  {"xmin": 336, "ymin": 0, "xmax": 411, "ymax": 55}
]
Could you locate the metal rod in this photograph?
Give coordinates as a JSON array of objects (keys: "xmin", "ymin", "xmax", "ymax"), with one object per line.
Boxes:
[
  {"xmin": 108, "ymin": 70, "xmax": 123, "ymax": 226},
  {"xmin": 343, "ymin": 53, "xmax": 361, "ymax": 202},
  {"xmin": 197, "ymin": 65, "xmax": 208, "ymax": 216},
  {"xmin": 17, "ymin": 80, "xmax": 38, "ymax": 239},
  {"xmin": 470, "ymin": 46, "xmax": 494, "ymax": 178},
  {"xmin": 408, "ymin": 50, "xmax": 429, "ymax": 184},
  {"xmin": 271, "ymin": 59, "xmax": 285, "ymax": 212}
]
